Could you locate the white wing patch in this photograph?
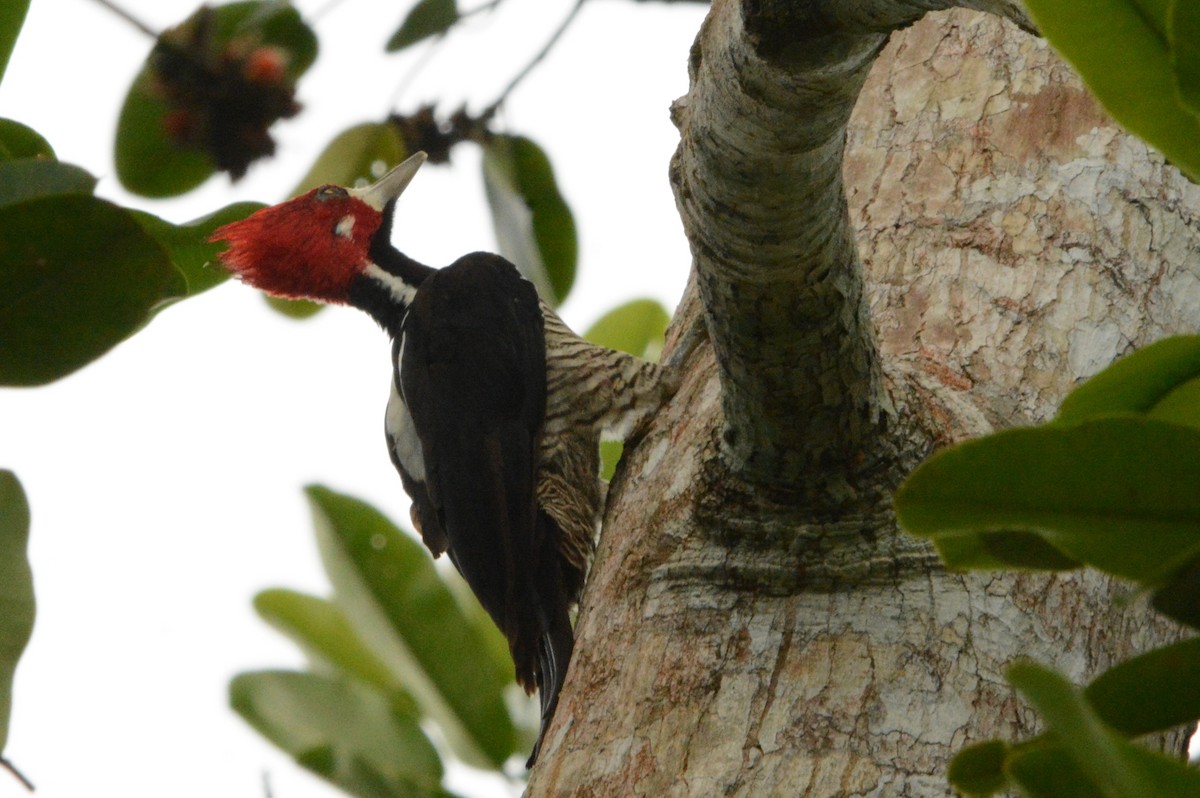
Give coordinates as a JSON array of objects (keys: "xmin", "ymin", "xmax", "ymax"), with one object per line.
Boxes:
[{"xmin": 386, "ymin": 376, "xmax": 425, "ymax": 482}]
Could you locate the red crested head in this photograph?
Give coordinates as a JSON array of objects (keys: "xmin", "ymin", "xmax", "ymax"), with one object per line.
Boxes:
[
  {"xmin": 211, "ymin": 186, "xmax": 380, "ymax": 302},
  {"xmin": 210, "ymin": 151, "xmax": 428, "ymax": 303}
]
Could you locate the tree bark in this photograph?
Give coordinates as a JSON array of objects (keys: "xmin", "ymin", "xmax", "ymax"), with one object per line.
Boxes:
[{"xmin": 530, "ymin": 4, "xmax": 1199, "ymax": 796}]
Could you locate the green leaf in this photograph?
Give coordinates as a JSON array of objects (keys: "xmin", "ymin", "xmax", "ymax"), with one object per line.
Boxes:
[
  {"xmin": 1008, "ymin": 661, "xmax": 1200, "ymax": 797},
  {"xmin": 0, "ymin": 0, "xmax": 28, "ymax": 86},
  {"xmin": 1020, "ymin": 0, "xmax": 1200, "ymax": 182},
  {"xmin": 0, "ymin": 118, "xmax": 53, "ymax": 161},
  {"xmin": 896, "ymin": 417, "xmax": 1200, "ymax": 584},
  {"xmin": 1057, "ymin": 336, "xmax": 1200, "ymax": 425},
  {"xmin": 482, "ymin": 134, "xmax": 577, "ymax": 306},
  {"xmin": 292, "ymin": 122, "xmax": 407, "ymax": 194},
  {"xmin": 0, "ymin": 159, "xmax": 95, "ymax": 209},
  {"xmin": 1084, "ymin": 636, "xmax": 1200, "ymax": 735},
  {"xmin": 306, "ymin": 486, "xmax": 517, "ymax": 768},
  {"xmin": 128, "ymin": 202, "xmax": 265, "ymax": 297},
  {"xmin": 253, "ymin": 588, "xmax": 418, "ymax": 719},
  {"xmin": 230, "ymin": 670, "xmax": 446, "ymax": 798},
  {"xmin": 0, "ymin": 195, "xmax": 187, "ymax": 386},
  {"xmin": 584, "ymin": 298, "xmax": 671, "ymax": 360},
  {"xmin": 387, "ymin": 0, "xmax": 459, "ymax": 52},
  {"xmin": 948, "ymin": 740, "xmax": 1010, "ymax": 796},
  {"xmin": 0, "ymin": 471, "xmax": 34, "ymax": 754},
  {"xmin": 115, "ymin": 1, "xmax": 317, "ymax": 196}
]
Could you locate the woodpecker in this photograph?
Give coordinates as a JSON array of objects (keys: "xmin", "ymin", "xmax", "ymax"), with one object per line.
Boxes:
[{"xmin": 210, "ymin": 151, "xmax": 670, "ymax": 766}]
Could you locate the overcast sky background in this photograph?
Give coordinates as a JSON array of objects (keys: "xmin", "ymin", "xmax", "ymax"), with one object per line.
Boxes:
[{"xmin": 0, "ymin": 0, "xmax": 705, "ymax": 795}]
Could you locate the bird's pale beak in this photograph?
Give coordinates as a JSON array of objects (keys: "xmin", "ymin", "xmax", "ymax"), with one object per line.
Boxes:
[{"xmin": 352, "ymin": 150, "xmax": 428, "ymax": 211}]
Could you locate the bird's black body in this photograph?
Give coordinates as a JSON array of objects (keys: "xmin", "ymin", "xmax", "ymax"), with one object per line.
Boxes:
[{"xmin": 362, "ymin": 250, "xmax": 577, "ymax": 766}]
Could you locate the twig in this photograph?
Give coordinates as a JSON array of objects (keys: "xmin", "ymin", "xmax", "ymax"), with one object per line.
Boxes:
[
  {"xmin": 388, "ymin": 30, "xmax": 453, "ymax": 112},
  {"xmin": 460, "ymin": 0, "xmax": 506, "ymax": 21},
  {"xmin": 0, "ymin": 756, "xmax": 34, "ymax": 792},
  {"xmin": 386, "ymin": 0, "xmax": 505, "ymax": 111},
  {"xmin": 482, "ymin": 0, "xmax": 586, "ymax": 118},
  {"xmin": 88, "ymin": 0, "xmax": 158, "ymax": 38}
]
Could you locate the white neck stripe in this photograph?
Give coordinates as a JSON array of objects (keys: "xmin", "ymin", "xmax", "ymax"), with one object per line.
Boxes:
[{"xmin": 364, "ymin": 262, "xmax": 417, "ymax": 306}]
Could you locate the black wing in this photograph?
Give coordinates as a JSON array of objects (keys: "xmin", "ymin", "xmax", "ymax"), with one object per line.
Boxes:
[{"xmin": 397, "ymin": 252, "xmax": 572, "ymax": 765}]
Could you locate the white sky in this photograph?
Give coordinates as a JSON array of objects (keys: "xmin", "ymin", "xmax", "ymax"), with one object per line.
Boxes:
[{"xmin": 0, "ymin": 0, "xmax": 705, "ymax": 795}]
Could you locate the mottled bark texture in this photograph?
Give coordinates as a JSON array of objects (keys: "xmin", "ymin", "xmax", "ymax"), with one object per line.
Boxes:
[{"xmin": 528, "ymin": 3, "xmax": 1199, "ymax": 796}]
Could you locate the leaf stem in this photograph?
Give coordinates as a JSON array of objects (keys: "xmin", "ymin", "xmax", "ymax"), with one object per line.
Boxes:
[
  {"xmin": 482, "ymin": 0, "xmax": 586, "ymax": 118},
  {"xmin": 88, "ymin": 0, "xmax": 158, "ymax": 38},
  {"xmin": 388, "ymin": 32, "xmax": 452, "ymax": 112},
  {"xmin": 0, "ymin": 757, "xmax": 34, "ymax": 792}
]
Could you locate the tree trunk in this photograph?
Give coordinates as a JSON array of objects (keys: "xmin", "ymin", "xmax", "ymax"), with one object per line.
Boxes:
[{"xmin": 530, "ymin": 4, "xmax": 1198, "ymax": 795}]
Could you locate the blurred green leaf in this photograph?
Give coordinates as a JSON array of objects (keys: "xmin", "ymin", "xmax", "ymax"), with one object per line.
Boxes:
[
  {"xmin": 1021, "ymin": 0, "xmax": 1200, "ymax": 181},
  {"xmin": 1146, "ymin": 375, "xmax": 1200, "ymax": 428},
  {"xmin": 435, "ymin": 566, "xmax": 520, "ymax": 703},
  {"xmin": 0, "ymin": 159, "xmax": 95, "ymax": 209},
  {"xmin": 599, "ymin": 439, "xmax": 624, "ymax": 482},
  {"xmin": 0, "ymin": 118, "xmax": 52, "ymax": 161},
  {"xmin": 0, "ymin": 471, "xmax": 34, "ymax": 754},
  {"xmin": 1150, "ymin": 552, "xmax": 1200, "ymax": 627},
  {"xmin": 306, "ymin": 485, "xmax": 517, "ymax": 768},
  {"xmin": 1004, "ymin": 742, "xmax": 1105, "ymax": 798},
  {"xmin": 264, "ymin": 294, "xmax": 325, "ymax": 319},
  {"xmin": 1057, "ymin": 336, "xmax": 1200, "ymax": 425},
  {"xmin": 582, "ymin": 298, "xmax": 671, "ymax": 481},
  {"xmin": 242, "ymin": 1, "xmax": 319, "ymax": 76},
  {"xmin": 0, "ymin": 0, "xmax": 28, "ymax": 85},
  {"xmin": 254, "ymin": 588, "xmax": 419, "ymax": 719},
  {"xmin": 584, "ymin": 298, "xmax": 670, "ymax": 360},
  {"xmin": 1172, "ymin": 1, "xmax": 1200, "ymax": 117},
  {"xmin": 1084, "ymin": 636, "xmax": 1200, "ymax": 736},
  {"xmin": 230, "ymin": 670, "xmax": 447, "ymax": 798},
  {"xmin": 482, "ymin": 134, "xmax": 576, "ymax": 306},
  {"xmin": 129, "ymin": 201, "xmax": 264, "ymax": 297},
  {"xmin": 292, "ymin": 122, "xmax": 407, "ymax": 194},
  {"xmin": 1008, "ymin": 661, "xmax": 1200, "ymax": 797},
  {"xmin": 387, "ymin": 0, "xmax": 458, "ymax": 52},
  {"xmin": 896, "ymin": 417, "xmax": 1200, "ymax": 584},
  {"xmin": 976, "ymin": 530, "xmax": 1081, "ymax": 571},
  {"xmin": 114, "ymin": 67, "xmax": 213, "ymax": 197},
  {"xmin": 950, "ymin": 639, "xmax": 1200, "ymax": 796},
  {"xmin": 947, "ymin": 740, "xmax": 1010, "ymax": 796},
  {"xmin": 115, "ymin": 1, "xmax": 317, "ymax": 197},
  {"xmin": 0, "ymin": 195, "xmax": 186, "ymax": 386}
]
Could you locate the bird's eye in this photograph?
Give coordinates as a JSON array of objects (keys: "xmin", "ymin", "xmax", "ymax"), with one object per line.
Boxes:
[{"xmin": 316, "ymin": 185, "xmax": 348, "ymax": 201}]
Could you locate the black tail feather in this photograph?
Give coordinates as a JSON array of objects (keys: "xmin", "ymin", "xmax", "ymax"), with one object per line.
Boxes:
[{"xmin": 526, "ymin": 598, "xmax": 574, "ymax": 768}]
